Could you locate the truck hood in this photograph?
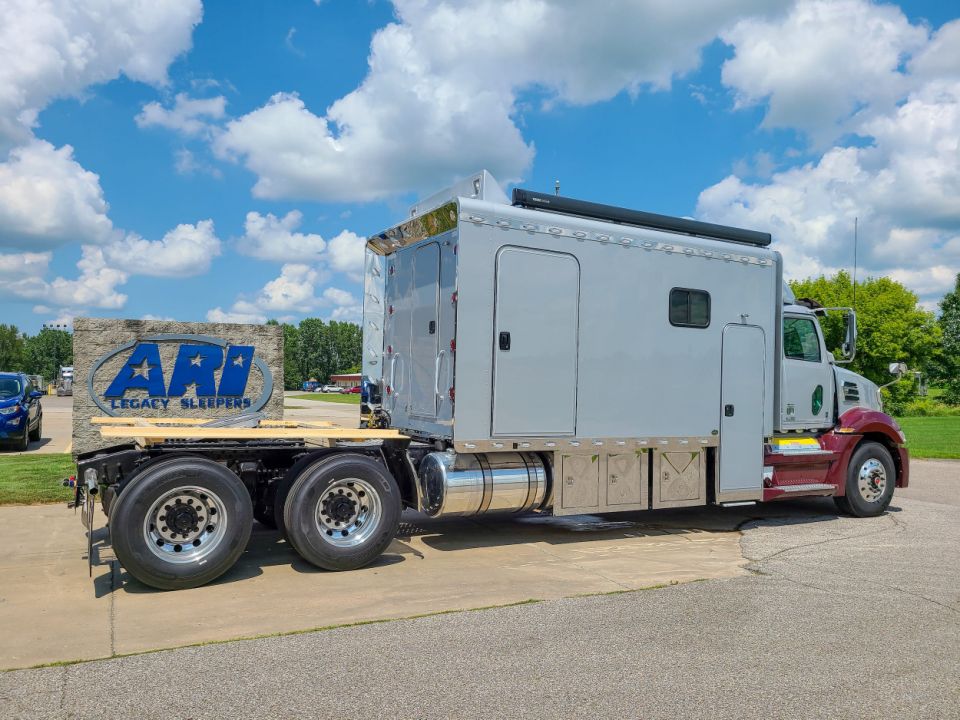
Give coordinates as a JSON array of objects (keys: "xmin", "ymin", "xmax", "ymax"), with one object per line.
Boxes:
[{"xmin": 834, "ymin": 366, "xmax": 883, "ymax": 413}]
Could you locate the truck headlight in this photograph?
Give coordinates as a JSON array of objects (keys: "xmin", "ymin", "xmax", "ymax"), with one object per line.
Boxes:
[{"xmin": 0, "ymin": 405, "xmax": 19, "ymax": 415}]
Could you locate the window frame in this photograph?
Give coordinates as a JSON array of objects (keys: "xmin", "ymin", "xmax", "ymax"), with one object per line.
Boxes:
[
  {"xmin": 668, "ymin": 287, "xmax": 711, "ymax": 329},
  {"xmin": 782, "ymin": 315, "xmax": 823, "ymax": 364}
]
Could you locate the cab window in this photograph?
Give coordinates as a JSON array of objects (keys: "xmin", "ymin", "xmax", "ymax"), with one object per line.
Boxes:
[{"xmin": 783, "ymin": 317, "xmax": 821, "ymax": 363}]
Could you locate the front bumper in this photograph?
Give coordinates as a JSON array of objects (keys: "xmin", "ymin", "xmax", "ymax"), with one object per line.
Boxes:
[{"xmin": 0, "ymin": 414, "xmax": 25, "ymax": 438}]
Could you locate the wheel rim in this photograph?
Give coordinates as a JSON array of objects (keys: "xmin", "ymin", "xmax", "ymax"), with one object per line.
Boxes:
[
  {"xmin": 314, "ymin": 478, "xmax": 381, "ymax": 548},
  {"xmin": 143, "ymin": 486, "xmax": 228, "ymax": 564},
  {"xmin": 857, "ymin": 458, "xmax": 887, "ymax": 503}
]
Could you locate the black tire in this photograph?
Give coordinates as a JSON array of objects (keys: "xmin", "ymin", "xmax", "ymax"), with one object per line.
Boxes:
[
  {"xmin": 283, "ymin": 453, "xmax": 401, "ymax": 571},
  {"xmin": 17, "ymin": 424, "xmax": 29, "ymax": 451},
  {"xmin": 29, "ymin": 413, "xmax": 41, "ymax": 441},
  {"xmin": 109, "ymin": 456, "xmax": 253, "ymax": 590},
  {"xmin": 834, "ymin": 441, "xmax": 895, "ymax": 518},
  {"xmin": 272, "ymin": 450, "xmax": 339, "ymax": 536}
]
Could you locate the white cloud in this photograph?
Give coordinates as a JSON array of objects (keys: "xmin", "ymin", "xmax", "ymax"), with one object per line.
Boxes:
[
  {"xmin": 0, "ymin": 140, "xmax": 114, "ymax": 250},
  {"xmin": 720, "ymin": 0, "xmax": 928, "ymax": 144},
  {"xmin": 206, "ymin": 307, "xmax": 268, "ymax": 325},
  {"xmin": 322, "ymin": 287, "xmax": 356, "ymax": 306},
  {"xmin": 136, "ymin": 93, "xmax": 226, "ymax": 137},
  {"xmin": 253, "ymin": 263, "xmax": 321, "ymax": 312},
  {"xmin": 326, "ymin": 230, "xmax": 365, "ymax": 280},
  {"xmin": 237, "ymin": 210, "xmax": 327, "ymax": 262},
  {"xmin": 697, "ymin": 77, "xmax": 960, "ymax": 305},
  {"xmin": 17, "ymin": 246, "xmax": 129, "ymax": 310},
  {"xmin": 0, "ymin": 250, "xmax": 51, "ymax": 279},
  {"xmin": 210, "ymin": 264, "xmax": 363, "ymax": 324},
  {"xmin": 0, "ymin": 0, "xmax": 203, "ymax": 148},
  {"xmin": 214, "ymin": 0, "xmax": 787, "ymax": 202},
  {"xmin": 102, "ymin": 220, "xmax": 221, "ymax": 277},
  {"xmin": 236, "ymin": 211, "xmax": 366, "ymax": 281},
  {"xmin": 141, "ymin": 314, "xmax": 176, "ymax": 321}
]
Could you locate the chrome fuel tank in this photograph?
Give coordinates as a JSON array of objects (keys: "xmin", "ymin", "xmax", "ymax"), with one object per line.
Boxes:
[{"xmin": 417, "ymin": 452, "xmax": 549, "ymax": 517}]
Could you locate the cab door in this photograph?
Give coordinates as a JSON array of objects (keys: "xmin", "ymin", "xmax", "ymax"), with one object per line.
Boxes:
[{"xmin": 781, "ymin": 314, "xmax": 835, "ymax": 430}]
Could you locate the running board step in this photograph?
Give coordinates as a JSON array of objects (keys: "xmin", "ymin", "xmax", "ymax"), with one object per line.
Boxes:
[{"xmin": 774, "ymin": 483, "xmax": 835, "ymax": 493}]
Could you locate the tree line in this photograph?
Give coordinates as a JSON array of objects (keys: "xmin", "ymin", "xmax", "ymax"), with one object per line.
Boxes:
[
  {"xmin": 267, "ymin": 319, "xmax": 362, "ymax": 390},
  {"xmin": 790, "ymin": 270, "xmax": 960, "ymax": 412},
  {"xmin": 0, "ymin": 326, "xmax": 74, "ymax": 384}
]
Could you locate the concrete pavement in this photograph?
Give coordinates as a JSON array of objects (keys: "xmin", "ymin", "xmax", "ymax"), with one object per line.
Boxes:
[
  {"xmin": 2, "ymin": 460, "xmax": 956, "ymax": 719},
  {"xmin": 0, "ymin": 502, "xmax": 749, "ymax": 669}
]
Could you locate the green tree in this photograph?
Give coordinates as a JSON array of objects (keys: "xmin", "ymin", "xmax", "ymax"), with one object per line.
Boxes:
[
  {"xmin": 937, "ymin": 273, "xmax": 960, "ymax": 404},
  {"xmin": 0, "ymin": 324, "xmax": 25, "ymax": 370},
  {"xmin": 281, "ymin": 323, "xmax": 304, "ymax": 390},
  {"xmin": 23, "ymin": 328, "xmax": 73, "ymax": 384},
  {"xmin": 790, "ymin": 271, "xmax": 941, "ymax": 408}
]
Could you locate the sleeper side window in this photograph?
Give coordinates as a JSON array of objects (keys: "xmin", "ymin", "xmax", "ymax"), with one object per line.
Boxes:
[
  {"xmin": 669, "ymin": 288, "xmax": 710, "ymax": 328},
  {"xmin": 783, "ymin": 317, "xmax": 822, "ymax": 363}
]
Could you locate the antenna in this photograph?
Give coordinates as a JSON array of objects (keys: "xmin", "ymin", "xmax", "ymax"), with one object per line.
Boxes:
[{"xmin": 852, "ymin": 216, "xmax": 858, "ymax": 311}]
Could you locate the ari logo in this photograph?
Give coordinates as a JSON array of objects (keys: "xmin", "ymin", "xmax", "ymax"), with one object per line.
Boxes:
[{"xmin": 88, "ymin": 334, "xmax": 274, "ymax": 416}]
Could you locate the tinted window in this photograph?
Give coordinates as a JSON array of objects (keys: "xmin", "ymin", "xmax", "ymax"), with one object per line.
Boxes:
[
  {"xmin": 669, "ymin": 288, "xmax": 710, "ymax": 328},
  {"xmin": 784, "ymin": 317, "xmax": 822, "ymax": 362},
  {"xmin": 0, "ymin": 378, "xmax": 22, "ymax": 399}
]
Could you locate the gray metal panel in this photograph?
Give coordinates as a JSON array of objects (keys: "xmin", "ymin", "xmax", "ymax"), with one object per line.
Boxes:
[
  {"xmin": 492, "ymin": 246, "xmax": 579, "ymax": 436},
  {"xmin": 410, "ymin": 242, "xmax": 440, "ymax": 419},
  {"xmin": 382, "ymin": 230, "xmax": 458, "ymax": 439},
  {"xmin": 453, "ymin": 199, "xmax": 778, "ymax": 446},
  {"xmin": 719, "ymin": 324, "xmax": 765, "ymax": 497},
  {"xmin": 558, "ymin": 453, "xmax": 600, "ymax": 511},
  {"xmin": 652, "ymin": 450, "xmax": 706, "ymax": 509}
]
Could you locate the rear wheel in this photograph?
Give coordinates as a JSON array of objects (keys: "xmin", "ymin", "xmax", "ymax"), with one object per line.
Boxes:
[
  {"xmin": 110, "ymin": 456, "xmax": 253, "ymax": 590},
  {"xmin": 283, "ymin": 454, "xmax": 401, "ymax": 571},
  {"xmin": 834, "ymin": 442, "xmax": 895, "ymax": 518}
]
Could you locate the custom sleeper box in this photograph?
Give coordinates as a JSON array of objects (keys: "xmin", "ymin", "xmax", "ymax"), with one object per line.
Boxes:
[
  {"xmin": 364, "ymin": 172, "xmax": 782, "ymax": 513},
  {"xmin": 73, "ymin": 318, "xmax": 284, "ymax": 456}
]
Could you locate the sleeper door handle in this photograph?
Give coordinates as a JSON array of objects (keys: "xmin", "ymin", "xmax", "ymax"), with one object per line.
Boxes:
[
  {"xmin": 498, "ymin": 331, "xmax": 511, "ymax": 351},
  {"xmin": 724, "ymin": 404, "xmax": 735, "ymax": 417}
]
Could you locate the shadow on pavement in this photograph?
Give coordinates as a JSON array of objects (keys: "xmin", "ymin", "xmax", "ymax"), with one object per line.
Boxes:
[{"xmin": 87, "ymin": 498, "xmax": 877, "ymax": 595}]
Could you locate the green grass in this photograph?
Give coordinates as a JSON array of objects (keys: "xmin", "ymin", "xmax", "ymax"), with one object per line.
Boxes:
[
  {"xmin": 896, "ymin": 416, "xmax": 960, "ymax": 460},
  {"xmin": 287, "ymin": 393, "xmax": 360, "ymax": 404},
  {"xmin": 0, "ymin": 453, "xmax": 76, "ymax": 505}
]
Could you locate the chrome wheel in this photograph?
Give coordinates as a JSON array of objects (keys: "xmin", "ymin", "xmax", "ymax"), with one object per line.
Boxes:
[
  {"xmin": 857, "ymin": 458, "xmax": 887, "ymax": 503},
  {"xmin": 315, "ymin": 478, "xmax": 382, "ymax": 548},
  {"xmin": 143, "ymin": 486, "xmax": 227, "ymax": 563}
]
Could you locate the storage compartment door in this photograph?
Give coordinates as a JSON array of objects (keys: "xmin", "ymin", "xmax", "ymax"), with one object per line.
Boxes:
[
  {"xmin": 719, "ymin": 324, "xmax": 765, "ymax": 497},
  {"xmin": 492, "ymin": 247, "xmax": 579, "ymax": 436},
  {"xmin": 410, "ymin": 242, "xmax": 441, "ymax": 418}
]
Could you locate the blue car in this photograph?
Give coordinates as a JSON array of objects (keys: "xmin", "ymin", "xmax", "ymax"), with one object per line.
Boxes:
[{"xmin": 0, "ymin": 372, "xmax": 43, "ymax": 451}]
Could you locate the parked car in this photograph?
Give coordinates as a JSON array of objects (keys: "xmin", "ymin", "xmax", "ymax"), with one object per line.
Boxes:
[
  {"xmin": 346, "ymin": 385, "xmax": 362, "ymax": 394},
  {"xmin": 320, "ymin": 385, "xmax": 342, "ymax": 393},
  {"xmin": 0, "ymin": 372, "xmax": 43, "ymax": 451}
]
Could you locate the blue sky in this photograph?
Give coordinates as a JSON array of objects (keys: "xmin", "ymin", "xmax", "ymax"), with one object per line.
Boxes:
[{"xmin": 1, "ymin": 0, "xmax": 958, "ymax": 333}]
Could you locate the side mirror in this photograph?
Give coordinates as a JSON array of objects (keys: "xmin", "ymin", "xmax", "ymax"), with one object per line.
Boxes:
[
  {"xmin": 888, "ymin": 362, "xmax": 908, "ymax": 377},
  {"xmin": 29, "ymin": 390, "xmax": 43, "ymax": 399},
  {"xmin": 841, "ymin": 311, "xmax": 857, "ymax": 361}
]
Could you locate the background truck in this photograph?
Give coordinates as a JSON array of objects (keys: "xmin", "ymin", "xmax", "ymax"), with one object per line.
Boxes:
[
  {"xmin": 56, "ymin": 366, "xmax": 73, "ymax": 397},
  {"xmin": 74, "ymin": 171, "xmax": 907, "ymax": 590}
]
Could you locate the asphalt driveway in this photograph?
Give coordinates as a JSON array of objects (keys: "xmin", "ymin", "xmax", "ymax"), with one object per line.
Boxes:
[{"xmin": 2, "ymin": 460, "xmax": 957, "ymax": 719}]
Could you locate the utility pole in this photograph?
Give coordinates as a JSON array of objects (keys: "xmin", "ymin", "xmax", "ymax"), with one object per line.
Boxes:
[{"xmin": 853, "ymin": 216, "xmax": 858, "ymax": 312}]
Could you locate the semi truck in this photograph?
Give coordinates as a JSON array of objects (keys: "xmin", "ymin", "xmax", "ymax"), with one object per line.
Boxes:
[
  {"xmin": 73, "ymin": 171, "xmax": 908, "ymax": 590},
  {"xmin": 56, "ymin": 366, "xmax": 73, "ymax": 397}
]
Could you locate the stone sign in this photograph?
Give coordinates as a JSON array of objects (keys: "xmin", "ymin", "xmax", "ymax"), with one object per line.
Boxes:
[{"xmin": 73, "ymin": 318, "xmax": 283, "ymax": 456}]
